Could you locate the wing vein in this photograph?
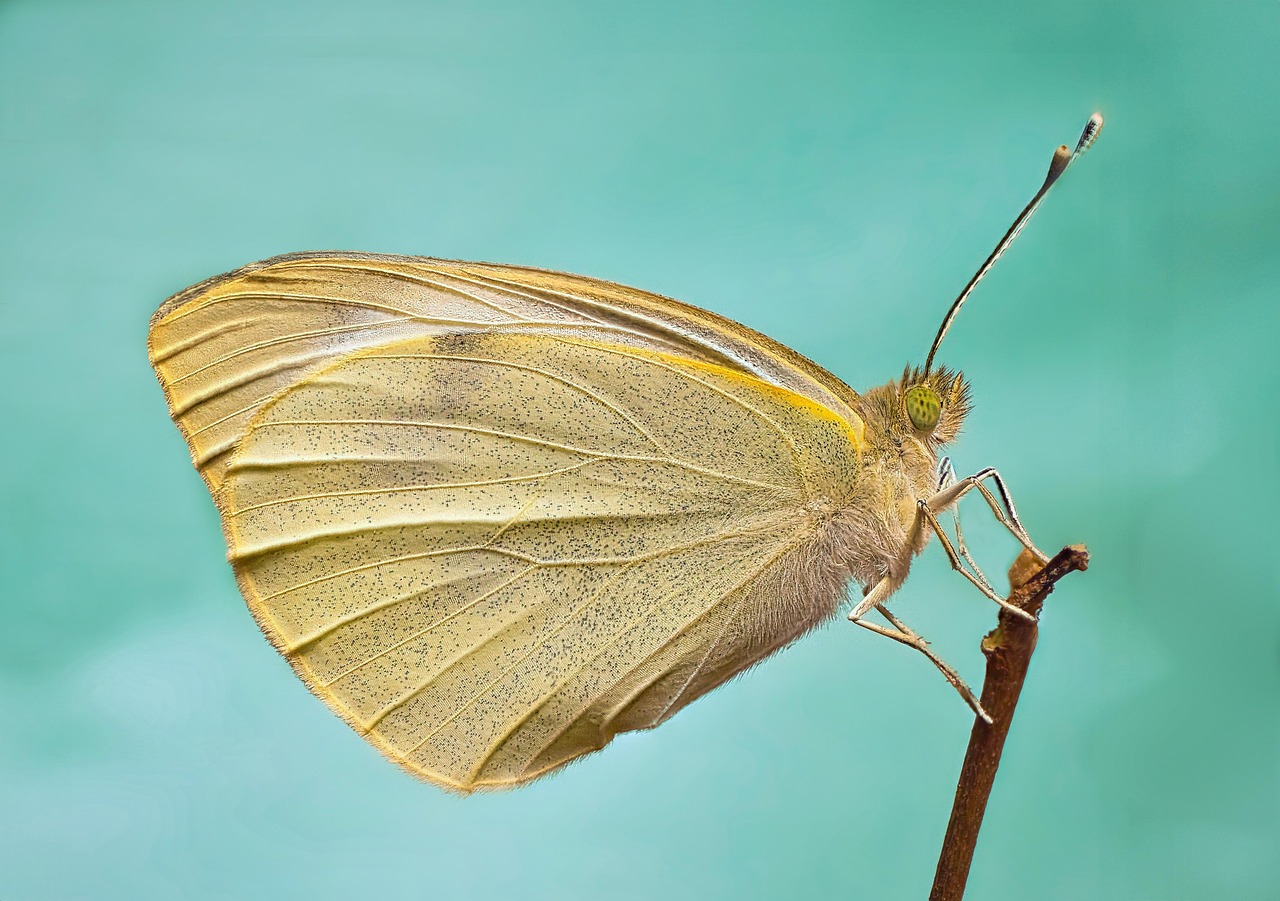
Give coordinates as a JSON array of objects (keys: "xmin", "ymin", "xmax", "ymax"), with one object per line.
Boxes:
[
  {"xmin": 234, "ymin": 509, "xmax": 703, "ymax": 561},
  {"xmin": 284, "ymin": 568, "xmax": 520, "ymax": 653},
  {"xmin": 250, "ymin": 519, "xmax": 774, "ymax": 604},
  {"xmin": 395, "ymin": 561, "xmax": 643, "ymax": 753},
  {"xmin": 187, "ymin": 397, "xmax": 277, "ymax": 438},
  {"xmin": 460, "ymin": 270, "xmax": 753, "ymax": 373},
  {"xmin": 424, "ymin": 352, "xmax": 668, "ymax": 453},
  {"xmin": 159, "ymin": 290, "xmax": 549, "ymax": 327},
  {"xmin": 249, "ymin": 545, "xmax": 540, "ymax": 602},
  {"xmin": 332, "ymin": 523, "xmax": 789, "ymax": 725},
  {"xmin": 276, "ymin": 261, "xmax": 528, "ymax": 319},
  {"xmin": 552, "ymin": 337, "xmax": 813, "ymax": 497},
  {"xmin": 471, "ymin": 534, "xmax": 798, "ymax": 783},
  {"xmin": 596, "ymin": 545, "xmax": 802, "ymax": 738},
  {"xmin": 150, "ymin": 316, "xmax": 259, "ymax": 363},
  {"xmin": 250, "ymin": 418, "xmax": 793, "ymax": 493},
  {"xmin": 423, "ymin": 266, "xmax": 613, "ymax": 326},
  {"xmin": 325, "ymin": 565, "xmax": 538, "ymax": 693},
  {"xmin": 172, "ymin": 357, "xmax": 312, "ymax": 417},
  {"xmin": 229, "ymin": 463, "xmax": 593, "ymax": 515},
  {"xmin": 167, "ymin": 316, "xmax": 418, "ymax": 385}
]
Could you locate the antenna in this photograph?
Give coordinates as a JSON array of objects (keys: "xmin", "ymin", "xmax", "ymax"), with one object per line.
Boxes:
[{"xmin": 923, "ymin": 112, "xmax": 1104, "ymax": 374}]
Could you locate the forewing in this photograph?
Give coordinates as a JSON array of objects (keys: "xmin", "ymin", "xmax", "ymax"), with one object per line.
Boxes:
[
  {"xmin": 220, "ymin": 332, "xmax": 863, "ymax": 790},
  {"xmin": 148, "ymin": 253, "xmax": 862, "ymax": 488}
]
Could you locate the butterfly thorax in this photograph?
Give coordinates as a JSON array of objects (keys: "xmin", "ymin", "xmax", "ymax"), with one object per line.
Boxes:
[{"xmin": 828, "ymin": 367, "xmax": 971, "ymax": 595}]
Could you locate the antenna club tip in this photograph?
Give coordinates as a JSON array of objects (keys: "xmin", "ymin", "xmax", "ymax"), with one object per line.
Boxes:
[{"xmin": 1075, "ymin": 112, "xmax": 1105, "ymax": 156}]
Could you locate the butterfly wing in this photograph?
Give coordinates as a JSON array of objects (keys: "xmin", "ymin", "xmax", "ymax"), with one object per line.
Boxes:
[
  {"xmin": 150, "ymin": 255, "xmax": 868, "ymax": 790},
  {"xmin": 148, "ymin": 252, "xmax": 862, "ymax": 489}
]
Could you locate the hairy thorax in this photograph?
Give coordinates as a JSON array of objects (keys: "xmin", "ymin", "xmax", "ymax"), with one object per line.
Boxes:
[{"xmin": 824, "ymin": 376, "xmax": 961, "ymax": 598}]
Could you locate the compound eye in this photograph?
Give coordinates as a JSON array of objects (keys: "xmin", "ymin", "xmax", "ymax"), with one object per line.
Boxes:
[{"xmin": 904, "ymin": 385, "xmax": 942, "ymax": 432}]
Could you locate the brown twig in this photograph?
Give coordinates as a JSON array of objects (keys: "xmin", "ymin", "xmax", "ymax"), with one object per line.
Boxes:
[{"xmin": 928, "ymin": 544, "xmax": 1090, "ymax": 901}]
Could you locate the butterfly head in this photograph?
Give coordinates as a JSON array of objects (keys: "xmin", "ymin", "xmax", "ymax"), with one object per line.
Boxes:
[
  {"xmin": 852, "ymin": 366, "xmax": 972, "ymax": 542},
  {"xmin": 898, "ymin": 365, "xmax": 971, "ymax": 447}
]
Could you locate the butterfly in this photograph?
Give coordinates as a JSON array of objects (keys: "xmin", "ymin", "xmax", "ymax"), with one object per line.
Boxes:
[{"xmin": 149, "ymin": 114, "xmax": 1101, "ymax": 793}]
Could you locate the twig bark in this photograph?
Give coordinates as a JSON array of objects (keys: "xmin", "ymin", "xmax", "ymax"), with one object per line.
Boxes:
[{"xmin": 928, "ymin": 544, "xmax": 1090, "ymax": 901}]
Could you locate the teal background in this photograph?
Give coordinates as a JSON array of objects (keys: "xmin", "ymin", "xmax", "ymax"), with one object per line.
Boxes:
[{"xmin": 2, "ymin": 1, "xmax": 1276, "ymax": 899}]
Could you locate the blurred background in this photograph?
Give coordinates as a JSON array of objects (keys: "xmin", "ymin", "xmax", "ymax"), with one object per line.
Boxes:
[{"xmin": 2, "ymin": 1, "xmax": 1276, "ymax": 899}]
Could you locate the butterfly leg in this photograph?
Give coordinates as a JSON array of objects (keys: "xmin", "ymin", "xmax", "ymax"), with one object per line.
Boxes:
[
  {"xmin": 926, "ymin": 467, "xmax": 1049, "ymax": 563},
  {"xmin": 918, "ymin": 500, "xmax": 1037, "ymax": 623},
  {"xmin": 850, "ymin": 603, "xmax": 992, "ymax": 723},
  {"xmin": 935, "ymin": 457, "xmax": 996, "ymax": 598}
]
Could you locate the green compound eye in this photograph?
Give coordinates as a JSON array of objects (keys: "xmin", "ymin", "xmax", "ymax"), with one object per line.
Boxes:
[{"xmin": 904, "ymin": 385, "xmax": 942, "ymax": 432}]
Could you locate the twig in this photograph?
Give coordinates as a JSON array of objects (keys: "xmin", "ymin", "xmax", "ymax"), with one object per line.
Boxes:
[{"xmin": 928, "ymin": 544, "xmax": 1090, "ymax": 901}]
